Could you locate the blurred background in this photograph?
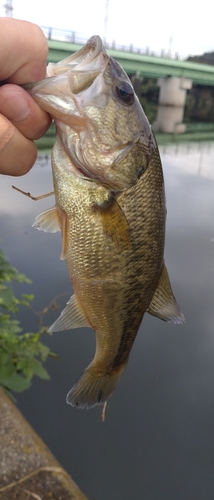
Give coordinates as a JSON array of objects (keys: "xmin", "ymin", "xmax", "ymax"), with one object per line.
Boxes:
[{"xmin": 1, "ymin": 2, "xmax": 214, "ymax": 499}]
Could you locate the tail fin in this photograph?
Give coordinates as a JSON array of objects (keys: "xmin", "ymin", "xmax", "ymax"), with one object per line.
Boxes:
[{"xmin": 66, "ymin": 365, "xmax": 124, "ymax": 409}]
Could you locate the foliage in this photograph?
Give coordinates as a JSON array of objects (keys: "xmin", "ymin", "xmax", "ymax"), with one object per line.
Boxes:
[
  {"xmin": 184, "ymin": 84, "xmax": 214, "ymax": 123},
  {"xmin": 130, "ymin": 75, "xmax": 159, "ymax": 124},
  {"xmin": 187, "ymin": 52, "xmax": 214, "ymax": 66},
  {"xmin": 0, "ymin": 248, "xmax": 54, "ymax": 396},
  {"xmin": 183, "ymin": 51, "xmax": 214, "ymax": 122}
]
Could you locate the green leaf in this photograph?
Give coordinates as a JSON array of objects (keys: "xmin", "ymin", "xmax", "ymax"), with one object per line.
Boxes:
[
  {"xmin": 0, "ymin": 353, "xmax": 14, "ymax": 377},
  {"xmin": 0, "ymin": 249, "xmax": 31, "ymax": 284},
  {"xmin": 0, "ymin": 372, "xmax": 31, "ymax": 392},
  {"xmin": 0, "ymin": 247, "xmax": 55, "ymax": 395},
  {"xmin": 29, "ymin": 359, "xmax": 50, "ymax": 380}
]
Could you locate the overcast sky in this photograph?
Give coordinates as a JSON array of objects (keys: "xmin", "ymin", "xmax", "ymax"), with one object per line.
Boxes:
[{"xmin": 1, "ymin": 0, "xmax": 213, "ymax": 58}]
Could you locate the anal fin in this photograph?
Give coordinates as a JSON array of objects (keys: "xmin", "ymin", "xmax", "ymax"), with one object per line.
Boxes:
[
  {"xmin": 49, "ymin": 294, "xmax": 91, "ymax": 332},
  {"xmin": 147, "ymin": 263, "xmax": 185, "ymax": 324}
]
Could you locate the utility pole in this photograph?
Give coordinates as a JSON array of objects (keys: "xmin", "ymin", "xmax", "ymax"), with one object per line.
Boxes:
[
  {"xmin": 3, "ymin": 0, "xmax": 13, "ymax": 17},
  {"xmin": 168, "ymin": 33, "xmax": 173, "ymax": 56},
  {"xmin": 104, "ymin": 0, "xmax": 109, "ymax": 40}
]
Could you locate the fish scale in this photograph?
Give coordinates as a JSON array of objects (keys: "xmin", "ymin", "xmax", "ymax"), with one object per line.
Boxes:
[
  {"xmin": 50, "ymin": 145, "xmax": 167, "ymax": 400},
  {"xmin": 28, "ymin": 35, "xmax": 184, "ymax": 410}
]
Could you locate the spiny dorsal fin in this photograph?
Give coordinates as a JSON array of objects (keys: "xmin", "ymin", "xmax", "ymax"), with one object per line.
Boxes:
[
  {"xmin": 32, "ymin": 206, "xmax": 62, "ymax": 233},
  {"xmin": 147, "ymin": 263, "xmax": 185, "ymax": 324},
  {"xmin": 49, "ymin": 294, "xmax": 91, "ymax": 332}
]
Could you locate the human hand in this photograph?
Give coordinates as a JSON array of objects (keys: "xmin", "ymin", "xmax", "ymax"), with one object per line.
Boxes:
[{"xmin": 0, "ymin": 18, "xmax": 51, "ymax": 176}]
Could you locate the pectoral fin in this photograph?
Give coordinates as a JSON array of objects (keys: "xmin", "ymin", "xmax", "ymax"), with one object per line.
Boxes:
[
  {"xmin": 33, "ymin": 206, "xmax": 68, "ymax": 261},
  {"xmin": 147, "ymin": 263, "xmax": 185, "ymax": 324},
  {"xmin": 33, "ymin": 206, "xmax": 62, "ymax": 232},
  {"xmin": 49, "ymin": 294, "xmax": 90, "ymax": 332}
]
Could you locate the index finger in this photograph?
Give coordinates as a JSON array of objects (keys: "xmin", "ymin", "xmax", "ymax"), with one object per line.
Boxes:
[{"xmin": 0, "ymin": 18, "xmax": 48, "ymax": 84}]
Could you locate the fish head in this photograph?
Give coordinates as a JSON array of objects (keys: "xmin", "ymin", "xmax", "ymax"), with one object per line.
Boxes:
[{"xmin": 26, "ymin": 35, "xmax": 156, "ymax": 190}]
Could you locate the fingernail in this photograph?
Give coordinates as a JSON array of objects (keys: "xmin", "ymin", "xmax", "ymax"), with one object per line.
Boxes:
[{"xmin": 0, "ymin": 90, "xmax": 31, "ymax": 123}]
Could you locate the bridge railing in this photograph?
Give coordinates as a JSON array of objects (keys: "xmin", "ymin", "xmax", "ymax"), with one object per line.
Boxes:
[{"xmin": 40, "ymin": 26, "xmax": 184, "ymax": 61}]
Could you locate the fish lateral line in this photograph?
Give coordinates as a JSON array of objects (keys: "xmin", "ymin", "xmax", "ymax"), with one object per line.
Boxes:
[{"xmin": 12, "ymin": 185, "xmax": 54, "ymax": 201}]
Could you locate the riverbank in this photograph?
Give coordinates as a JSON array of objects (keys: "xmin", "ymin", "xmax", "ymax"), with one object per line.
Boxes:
[{"xmin": 0, "ymin": 388, "xmax": 88, "ymax": 500}]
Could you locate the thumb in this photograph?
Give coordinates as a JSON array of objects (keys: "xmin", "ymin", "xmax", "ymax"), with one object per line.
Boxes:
[{"xmin": 0, "ymin": 114, "xmax": 37, "ymax": 176}]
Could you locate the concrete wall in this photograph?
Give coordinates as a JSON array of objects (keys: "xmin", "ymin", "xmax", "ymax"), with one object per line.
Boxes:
[
  {"xmin": 153, "ymin": 77, "xmax": 192, "ymax": 133},
  {"xmin": 0, "ymin": 388, "xmax": 88, "ymax": 500}
]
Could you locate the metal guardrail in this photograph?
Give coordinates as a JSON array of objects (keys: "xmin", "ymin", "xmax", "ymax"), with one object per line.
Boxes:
[{"xmin": 40, "ymin": 26, "xmax": 185, "ymax": 61}]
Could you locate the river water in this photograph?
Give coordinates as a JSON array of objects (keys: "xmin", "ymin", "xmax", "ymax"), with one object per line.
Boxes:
[{"xmin": 1, "ymin": 142, "xmax": 214, "ymax": 500}]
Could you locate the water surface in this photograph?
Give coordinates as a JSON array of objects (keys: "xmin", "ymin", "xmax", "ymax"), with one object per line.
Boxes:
[{"xmin": 1, "ymin": 143, "xmax": 214, "ymax": 500}]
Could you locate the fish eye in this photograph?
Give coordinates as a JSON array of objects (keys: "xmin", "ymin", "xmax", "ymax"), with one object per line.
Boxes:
[{"xmin": 115, "ymin": 81, "xmax": 134, "ymax": 105}]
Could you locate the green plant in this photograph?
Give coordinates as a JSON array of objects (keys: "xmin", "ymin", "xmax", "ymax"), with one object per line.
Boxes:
[{"xmin": 0, "ymin": 248, "xmax": 54, "ymax": 396}]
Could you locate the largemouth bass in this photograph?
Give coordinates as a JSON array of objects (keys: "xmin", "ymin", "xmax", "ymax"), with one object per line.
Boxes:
[{"xmin": 27, "ymin": 36, "xmax": 184, "ymax": 409}]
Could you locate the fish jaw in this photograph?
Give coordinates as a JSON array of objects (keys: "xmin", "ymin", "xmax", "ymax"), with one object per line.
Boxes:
[
  {"xmin": 25, "ymin": 35, "xmax": 156, "ymax": 191},
  {"xmin": 47, "ymin": 35, "xmax": 106, "ymax": 76},
  {"xmin": 24, "ymin": 35, "xmax": 109, "ymax": 123}
]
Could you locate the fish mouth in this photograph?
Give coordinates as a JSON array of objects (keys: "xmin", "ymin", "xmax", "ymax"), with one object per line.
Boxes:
[
  {"xmin": 24, "ymin": 35, "xmax": 109, "ymax": 122},
  {"xmin": 47, "ymin": 36, "xmax": 107, "ymax": 77},
  {"xmin": 47, "ymin": 35, "xmax": 109, "ymax": 96}
]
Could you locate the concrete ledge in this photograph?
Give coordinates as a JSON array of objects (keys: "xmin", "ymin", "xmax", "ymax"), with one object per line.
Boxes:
[{"xmin": 0, "ymin": 388, "xmax": 88, "ymax": 500}]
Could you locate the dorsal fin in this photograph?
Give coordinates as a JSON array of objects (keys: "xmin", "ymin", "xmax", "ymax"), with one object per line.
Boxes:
[{"xmin": 147, "ymin": 263, "xmax": 185, "ymax": 324}]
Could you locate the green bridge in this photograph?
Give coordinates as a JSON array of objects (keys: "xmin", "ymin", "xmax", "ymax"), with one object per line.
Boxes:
[{"xmin": 46, "ymin": 36, "xmax": 214, "ymax": 86}]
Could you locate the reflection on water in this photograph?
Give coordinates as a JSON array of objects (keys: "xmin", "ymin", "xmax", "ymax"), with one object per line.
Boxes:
[{"xmin": 1, "ymin": 143, "xmax": 214, "ymax": 500}]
